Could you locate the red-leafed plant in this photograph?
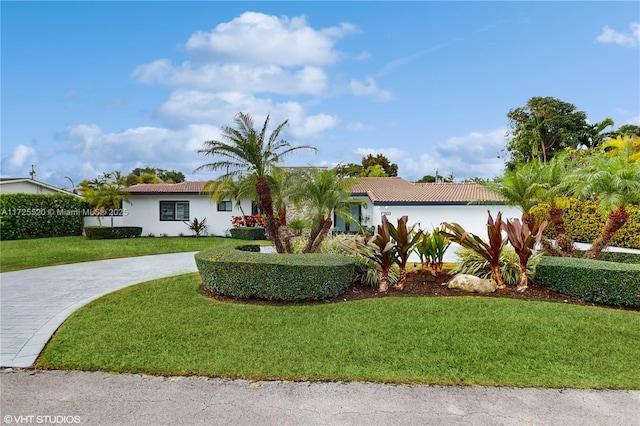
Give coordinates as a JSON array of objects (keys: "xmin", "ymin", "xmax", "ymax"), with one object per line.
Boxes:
[
  {"xmin": 386, "ymin": 215, "xmax": 422, "ymax": 290},
  {"xmin": 503, "ymin": 218, "xmax": 547, "ymax": 292},
  {"xmin": 441, "ymin": 211, "xmax": 507, "ymax": 288},
  {"xmin": 231, "ymin": 214, "xmax": 265, "ymax": 228}
]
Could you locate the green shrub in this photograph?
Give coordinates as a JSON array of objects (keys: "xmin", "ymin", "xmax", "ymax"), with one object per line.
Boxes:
[
  {"xmin": 531, "ymin": 199, "xmax": 640, "ymax": 249},
  {"xmin": 451, "ymin": 246, "xmax": 542, "ymax": 286},
  {"xmin": 195, "ymin": 245, "xmax": 355, "ymax": 301},
  {"xmin": 84, "ymin": 226, "xmax": 142, "ymax": 239},
  {"xmin": 533, "ymin": 256, "xmax": 640, "ymax": 307},
  {"xmin": 0, "ymin": 193, "xmax": 85, "ymax": 240},
  {"xmin": 229, "ymin": 227, "xmax": 266, "ymax": 240},
  {"xmin": 575, "ymin": 250, "xmax": 640, "ymax": 265}
]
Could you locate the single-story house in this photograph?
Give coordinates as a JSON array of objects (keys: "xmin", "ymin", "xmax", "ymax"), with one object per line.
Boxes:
[
  {"xmin": 0, "ymin": 178, "xmax": 78, "ymax": 196},
  {"xmin": 91, "ymin": 177, "xmax": 521, "ymax": 260}
]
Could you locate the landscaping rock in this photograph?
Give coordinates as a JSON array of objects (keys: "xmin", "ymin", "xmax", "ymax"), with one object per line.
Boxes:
[{"xmin": 446, "ymin": 274, "xmax": 497, "ymax": 293}]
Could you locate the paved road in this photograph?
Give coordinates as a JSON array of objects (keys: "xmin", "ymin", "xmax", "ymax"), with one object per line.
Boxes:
[
  {"xmin": 0, "ymin": 252, "xmax": 198, "ymax": 367},
  {"xmin": 1, "ymin": 369, "xmax": 639, "ymax": 426}
]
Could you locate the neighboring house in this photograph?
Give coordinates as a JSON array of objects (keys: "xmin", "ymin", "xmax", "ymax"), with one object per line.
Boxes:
[
  {"xmin": 104, "ymin": 178, "xmax": 521, "ymax": 259},
  {"xmin": 0, "ymin": 178, "xmax": 78, "ymax": 196}
]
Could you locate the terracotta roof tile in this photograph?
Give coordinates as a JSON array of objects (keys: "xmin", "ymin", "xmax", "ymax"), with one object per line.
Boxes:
[
  {"xmin": 351, "ymin": 177, "xmax": 504, "ymax": 204},
  {"xmin": 125, "ymin": 181, "xmax": 208, "ymax": 194}
]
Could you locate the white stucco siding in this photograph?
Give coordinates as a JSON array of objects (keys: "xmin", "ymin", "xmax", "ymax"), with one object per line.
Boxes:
[
  {"xmin": 84, "ymin": 195, "xmax": 251, "ymax": 237},
  {"xmin": 1, "ymin": 181, "xmax": 60, "ymax": 194},
  {"xmin": 369, "ymin": 204, "xmax": 522, "ymax": 263}
]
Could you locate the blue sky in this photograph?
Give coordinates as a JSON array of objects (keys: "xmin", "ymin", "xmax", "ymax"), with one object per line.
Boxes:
[{"xmin": 2, "ymin": 1, "xmax": 639, "ymax": 188}]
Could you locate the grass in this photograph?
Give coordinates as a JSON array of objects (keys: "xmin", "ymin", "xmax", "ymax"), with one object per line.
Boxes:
[
  {"xmin": 0, "ymin": 236, "xmax": 268, "ymax": 272},
  {"xmin": 37, "ymin": 273, "xmax": 640, "ymax": 389}
]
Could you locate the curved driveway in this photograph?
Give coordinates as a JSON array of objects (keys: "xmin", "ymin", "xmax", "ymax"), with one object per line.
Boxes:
[{"xmin": 0, "ymin": 252, "xmax": 198, "ymax": 367}]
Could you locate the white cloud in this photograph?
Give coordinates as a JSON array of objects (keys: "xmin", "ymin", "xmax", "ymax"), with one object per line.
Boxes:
[
  {"xmin": 185, "ymin": 12, "xmax": 356, "ymax": 66},
  {"xmin": 133, "ymin": 62, "xmax": 327, "ymax": 95},
  {"xmin": 347, "ymin": 122, "xmax": 374, "ymax": 132},
  {"xmin": 596, "ymin": 22, "xmax": 640, "ymax": 48},
  {"xmin": 355, "ymin": 147, "xmax": 407, "ymax": 159},
  {"xmin": 349, "ymin": 77, "xmax": 392, "ymax": 101},
  {"xmin": 1, "ymin": 144, "xmax": 37, "ymax": 173},
  {"xmin": 402, "ymin": 128, "xmax": 507, "ymax": 181}
]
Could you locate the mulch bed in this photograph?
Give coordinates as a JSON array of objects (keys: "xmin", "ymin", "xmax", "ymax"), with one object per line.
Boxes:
[{"xmin": 201, "ymin": 268, "xmax": 628, "ymax": 309}]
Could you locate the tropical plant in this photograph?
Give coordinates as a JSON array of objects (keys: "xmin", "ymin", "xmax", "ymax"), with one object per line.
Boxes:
[
  {"xmin": 483, "ymin": 162, "xmax": 543, "ymax": 231},
  {"xmin": 184, "ymin": 217, "xmax": 207, "ymax": 238},
  {"xmin": 569, "ymin": 152, "xmax": 640, "ymax": 259},
  {"xmin": 386, "ymin": 215, "xmax": 422, "ymax": 290},
  {"xmin": 413, "ymin": 227, "xmax": 451, "ymax": 274},
  {"xmin": 503, "ymin": 218, "xmax": 547, "ymax": 292},
  {"xmin": 441, "ymin": 211, "xmax": 507, "ymax": 288},
  {"xmin": 202, "ymin": 176, "xmax": 255, "ymax": 221},
  {"xmin": 601, "ymin": 135, "xmax": 640, "ymax": 163},
  {"xmin": 339, "ymin": 233, "xmax": 398, "ymax": 290},
  {"xmin": 82, "ymin": 172, "xmax": 130, "ymax": 227},
  {"xmin": 289, "ymin": 169, "xmax": 357, "ymax": 254},
  {"xmin": 450, "ymin": 246, "xmax": 542, "ymax": 286},
  {"xmin": 195, "ymin": 112, "xmax": 317, "ymax": 253}
]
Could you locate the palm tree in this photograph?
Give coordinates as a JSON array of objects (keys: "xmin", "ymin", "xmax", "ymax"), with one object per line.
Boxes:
[
  {"xmin": 202, "ymin": 176, "xmax": 256, "ymax": 222},
  {"xmin": 195, "ymin": 112, "xmax": 317, "ymax": 253},
  {"xmin": 290, "ymin": 169, "xmax": 356, "ymax": 253},
  {"xmin": 601, "ymin": 135, "xmax": 640, "ymax": 163},
  {"xmin": 483, "ymin": 162, "xmax": 543, "ymax": 231},
  {"xmin": 536, "ymin": 155, "xmax": 575, "ymax": 256},
  {"xmin": 86, "ymin": 181, "xmax": 130, "ymax": 227},
  {"xmin": 570, "ymin": 154, "xmax": 640, "ymax": 259}
]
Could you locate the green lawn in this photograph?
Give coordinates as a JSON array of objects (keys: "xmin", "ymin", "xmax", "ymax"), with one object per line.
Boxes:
[
  {"xmin": 0, "ymin": 236, "xmax": 267, "ymax": 272},
  {"xmin": 37, "ymin": 273, "xmax": 640, "ymax": 389}
]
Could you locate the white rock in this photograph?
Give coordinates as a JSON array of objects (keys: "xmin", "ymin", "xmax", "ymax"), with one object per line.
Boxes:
[{"xmin": 447, "ymin": 274, "xmax": 497, "ymax": 293}]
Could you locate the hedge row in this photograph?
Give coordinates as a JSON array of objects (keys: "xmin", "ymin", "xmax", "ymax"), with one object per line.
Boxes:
[
  {"xmin": 533, "ymin": 256, "xmax": 640, "ymax": 308},
  {"xmin": 195, "ymin": 245, "xmax": 355, "ymax": 301},
  {"xmin": 531, "ymin": 199, "xmax": 640, "ymax": 249},
  {"xmin": 229, "ymin": 227, "xmax": 266, "ymax": 240},
  {"xmin": 84, "ymin": 226, "xmax": 142, "ymax": 239},
  {"xmin": 0, "ymin": 193, "xmax": 85, "ymax": 240}
]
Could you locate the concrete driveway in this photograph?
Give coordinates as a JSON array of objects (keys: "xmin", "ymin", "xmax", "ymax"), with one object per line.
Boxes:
[{"xmin": 0, "ymin": 252, "xmax": 198, "ymax": 367}]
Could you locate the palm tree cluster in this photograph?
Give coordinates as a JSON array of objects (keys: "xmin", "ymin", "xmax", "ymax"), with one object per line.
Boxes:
[
  {"xmin": 197, "ymin": 112, "xmax": 361, "ymax": 254},
  {"xmin": 485, "ymin": 137, "xmax": 640, "ymax": 260}
]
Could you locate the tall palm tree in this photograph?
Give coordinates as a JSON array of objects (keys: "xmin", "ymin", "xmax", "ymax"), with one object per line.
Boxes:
[
  {"xmin": 195, "ymin": 112, "xmax": 317, "ymax": 253},
  {"xmin": 570, "ymin": 154, "xmax": 640, "ymax": 259},
  {"xmin": 290, "ymin": 169, "xmax": 356, "ymax": 253},
  {"xmin": 87, "ymin": 181, "xmax": 130, "ymax": 227},
  {"xmin": 483, "ymin": 162, "xmax": 544, "ymax": 231}
]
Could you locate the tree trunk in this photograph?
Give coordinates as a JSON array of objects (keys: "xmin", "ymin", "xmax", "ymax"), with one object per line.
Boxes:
[
  {"xmin": 522, "ymin": 212, "xmax": 536, "ymax": 234},
  {"xmin": 583, "ymin": 206, "xmax": 629, "ymax": 260},
  {"xmin": 255, "ymin": 177, "xmax": 284, "ymax": 253},
  {"xmin": 379, "ymin": 269, "xmax": 389, "ymax": 293},
  {"xmin": 548, "ymin": 207, "xmax": 574, "ymax": 256},
  {"xmin": 395, "ymin": 267, "xmax": 407, "ymax": 290},
  {"xmin": 307, "ymin": 218, "xmax": 332, "ymax": 254},
  {"xmin": 303, "ymin": 215, "xmax": 324, "ymax": 254},
  {"xmin": 491, "ymin": 264, "xmax": 506, "ymax": 289},
  {"xmin": 516, "ymin": 264, "xmax": 528, "ymax": 292}
]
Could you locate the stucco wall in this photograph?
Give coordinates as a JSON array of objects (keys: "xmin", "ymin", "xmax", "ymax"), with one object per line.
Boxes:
[
  {"xmin": 0, "ymin": 181, "xmax": 60, "ymax": 194},
  {"xmin": 83, "ymin": 195, "xmax": 251, "ymax": 237},
  {"xmin": 366, "ymin": 203, "xmax": 522, "ymax": 263}
]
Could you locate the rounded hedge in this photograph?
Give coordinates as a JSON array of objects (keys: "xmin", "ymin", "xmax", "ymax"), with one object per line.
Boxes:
[{"xmin": 195, "ymin": 245, "xmax": 355, "ymax": 301}]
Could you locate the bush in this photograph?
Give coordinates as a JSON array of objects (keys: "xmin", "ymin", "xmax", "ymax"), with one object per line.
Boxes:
[
  {"xmin": 229, "ymin": 227, "xmax": 266, "ymax": 240},
  {"xmin": 195, "ymin": 245, "xmax": 355, "ymax": 301},
  {"xmin": 531, "ymin": 199, "xmax": 640, "ymax": 250},
  {"xmin": 451, "ymin": 246, "xmax": 542, "ymax": 286},
  {"xmin": 85, "ymin": 226, "xmax": 142, "ymax": 239},
  {"xmin": 575, "ymin": 250, "xmax": 640, "ymax": 265},
  {"xmin": 0, "ymin": 193, "xmax": 85, "ymax": 240},
  {"xmin": 533, "ymin": 256, "xmax": 640, "ymax": 307}
]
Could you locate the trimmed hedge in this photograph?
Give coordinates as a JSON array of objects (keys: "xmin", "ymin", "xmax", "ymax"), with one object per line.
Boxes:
[
  {"xmin": 195, "ymin": 245, "xmax": 355, "ymax": 301},
  {"xmin": 531, "ymin": 199, "xmax": 640, "ymax": 249},
  {"xmin": 533, "ymin": 256, "xmax": 640, "ymax": 307},
  {"xmin": 0, "ymin": 193, "xmax": 85, "ymax": 240},
  {"xmin": 85, "ymin": 226, "xmax": 142, "ymax": 239},
  {"xmin": 229, "ymin": 227, "xmax": 266, "ymax": 240},
  {"xmin": 575, "ymin": 250, "xmax": 640, "ymax": 265}
]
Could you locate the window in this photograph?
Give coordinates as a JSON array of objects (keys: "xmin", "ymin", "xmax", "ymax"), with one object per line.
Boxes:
[
  {"xmin": 160, "ymin": 201, "xmax": 189, "ymax": 221},
  {"xmin": 217, "ymin": 200, "xmax": 232, "ymax": 212}
]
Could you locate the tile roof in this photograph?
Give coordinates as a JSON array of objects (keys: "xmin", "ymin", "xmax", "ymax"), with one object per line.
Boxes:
[
  {"xmin": 351, "ymin": 177, "xmax": 505, "ymax": 204},
  {"xmin": 125, "ymin": 181, "xmax": 208, "ymax": 194}
]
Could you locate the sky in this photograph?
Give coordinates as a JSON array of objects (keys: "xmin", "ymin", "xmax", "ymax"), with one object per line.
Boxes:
[{"xmin": 1, "ymin": 1, "xmax": 639, "ymax": 188}]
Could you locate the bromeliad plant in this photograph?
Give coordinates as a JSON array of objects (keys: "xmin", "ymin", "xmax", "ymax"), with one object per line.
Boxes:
[
  {"xmin": 386, "ymin": 215, "xmax": 422, "ymax": 290},
  {"xmin": 414, "ymin": 227, "xmax": 451, "ymax": 275},
  {"xmin": 502, "ymin": 218, "xmax": 547, "ymax": 292},
  {"xmin": 441, "ymin": 211, "xmax": 507, "ymax": 289},
  {"xmin": 184, "ymin": 217, "xmax": 207, "ymax": 238}
]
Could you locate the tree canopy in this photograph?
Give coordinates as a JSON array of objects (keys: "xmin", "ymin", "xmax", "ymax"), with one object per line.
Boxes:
[{"xmin": 334, "ymin": 154, "xmax": 398, "ymax": 177}]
